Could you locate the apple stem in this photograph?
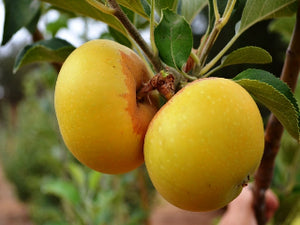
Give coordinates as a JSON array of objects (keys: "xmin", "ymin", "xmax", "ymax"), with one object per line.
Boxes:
[
  {"xmin": 137, "ymin": 71, "xmax": 175, "ymax": 101},
  {"xmin": 252, "ymin": 4, "xmax": 300, "ymax": 225}
]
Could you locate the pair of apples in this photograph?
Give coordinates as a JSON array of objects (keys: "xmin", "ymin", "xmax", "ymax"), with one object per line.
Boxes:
[{"xmin": 55, "ymin": 40, "xmax": 264, "ymax": 211}]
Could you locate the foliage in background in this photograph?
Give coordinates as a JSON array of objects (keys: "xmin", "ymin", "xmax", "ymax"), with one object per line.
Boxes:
[
  {"xmin": 0, "ymin": 63, "xmax": 68, "ymax": 223},
  {"xmin": 42, "ymin": 164, "xmax": 154, "ymax": 225},
  {"xmin": 267, "ymin": 16, "xmax": 300, "ymax": 225}
]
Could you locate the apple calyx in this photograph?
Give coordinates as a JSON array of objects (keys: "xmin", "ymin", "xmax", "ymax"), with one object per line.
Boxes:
[{"xmin": 137, "ymin": 70, "xmax": 175, "ymax": 101}]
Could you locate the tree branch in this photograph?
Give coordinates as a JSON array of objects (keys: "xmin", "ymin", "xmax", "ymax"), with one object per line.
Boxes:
[
  {"xmin": 252, "ymin": 4, "xmax": 300, "ymax": 225},
  {"xmin": 107, "ymin": 0, "xmax": 163, "ymax": 72}
]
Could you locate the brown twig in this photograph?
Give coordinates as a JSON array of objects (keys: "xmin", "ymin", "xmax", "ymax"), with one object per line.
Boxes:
[
  {"xmin": 252, "ymin": 4, "xmax": 300, "ymax": 225},
  {"xmin": 32, "ymin": 28, "xmax": 44, "ymax": 42},
  {"xmin": 107, "ymin": 0, "xmax": 163, "ymax": 72}
]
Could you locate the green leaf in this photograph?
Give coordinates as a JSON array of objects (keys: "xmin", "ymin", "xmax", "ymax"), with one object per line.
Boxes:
[
  {"xmin": 269, "ymin": 1, "xmax": 298, "ymax": 18},
  {"xmin": 278, "ymin": 131, "xmax": 300, "ymax": 166},
  {"xmin": 108, "ymin": 27, "xmax": 132, "ymax": 48},
  {"xmin": 46, "ymin": 13, "xmax": 69, "ymax": 37},
  {"xmin": 154, "ymin": 9, "xmax": 193, "ymax": 70},
  {"xmin": 238, "ymin": 0, "xmax": 298, "ymax": 34},
  {"xmin": 2, "ymin": 0, "xmax": 40, "ymax": 45},
  {"xmin": 40, "ymin": 0, "xmax": 127, "ymax": 36},
  {"xmin": 25, "ymin": 8, "xmax": 41, "ymax": 34},
  {"xmin": 233, "ymin": 69, "xmax": 300, "ymax": 141},
  {"xmin": 221, "ymin": 46, "xmax": 272, "ymax": 67},
  {"xmin": 269, "ymin": 15, "xmax": 296, "ymax": 44},
  {"xmin": 179, "ymin": 0, "xmax": 207, "ymax": 23},
  {"xmin": 14, "ymin": 38, "xmax": 75, "ymax": 73},
  {"xmin": 117, "ymin": 0, "xmax": 149, "ymax": 18},
  {"xmin": 141, "ymin": 0, "xmax": 151, "ymax": 16},
  {"xmin": 88, "ymin": 171, "xmax": 102, "ymax": 192},
  {"xmin": 68, "ymin": 163, "xmax": 85, "ymax": 188},
  {"xmin": 42, "ymin": 179, "xmax": 80, "ymax": 205},
  {"xmin": 153, "ymin": 0, "xmax": 178, "ymax": 14}
]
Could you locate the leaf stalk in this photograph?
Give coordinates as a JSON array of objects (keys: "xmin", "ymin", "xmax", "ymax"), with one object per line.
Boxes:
[
  {"xmin": 213, "ymin": 0, "xmax": 220, "ymax": 21},
  {"xmin": 199, "ymin": 34, "xmax": 239, "ymax": 76},
  {"xmin": 194, "ymin": 0, "xmax": 237, "ymax": 77},
  {"xmin": 150, "ymin": 0, "xmax": 158, "ymax": 56}
]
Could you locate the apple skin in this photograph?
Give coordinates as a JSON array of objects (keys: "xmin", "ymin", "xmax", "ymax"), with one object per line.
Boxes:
[
  {"xmin": 55, "ymin": 39, "xmax": 158, "ymax": 174},
  {"xmin": 144, "ymin": 78, "xmax": 264, "ymax": 211}
]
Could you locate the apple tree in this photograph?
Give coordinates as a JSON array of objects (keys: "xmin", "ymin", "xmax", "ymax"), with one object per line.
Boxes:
[{"xmin": 1, "ymin": 0, "xmax": 300, "ymax": 224}]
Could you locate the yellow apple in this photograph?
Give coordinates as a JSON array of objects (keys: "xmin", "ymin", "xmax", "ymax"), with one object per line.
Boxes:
[
  {"xmin": 55, "ymin": 39, "xmax": 158, "ymax": 174},
  {"xmin": 144, "ymin": 78, "xmax": 264, "ymax": 211}
]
